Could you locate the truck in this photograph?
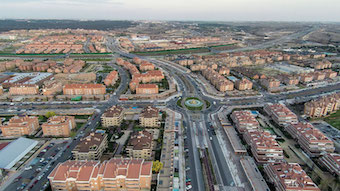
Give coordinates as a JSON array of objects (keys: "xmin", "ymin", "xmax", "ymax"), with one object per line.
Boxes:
[{"xmin": 71, "ymin": 96, "xmax": 82, "ymax": 101}]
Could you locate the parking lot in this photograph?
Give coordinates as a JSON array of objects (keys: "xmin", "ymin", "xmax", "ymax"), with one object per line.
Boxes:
[
  {"xmin": 5, "ymin": 140, "xmax": 70, "ymax": 191},
  {"xmin": 312, "ymin": 121, "xmax": 340, "ymax": 152}
]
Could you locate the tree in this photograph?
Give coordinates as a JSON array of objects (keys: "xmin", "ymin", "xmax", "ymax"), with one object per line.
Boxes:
[
  {"xmin": 38, "ymin": 115, "xmax": 45, "ymax": 121},
  {"xmin": 45, "ymin": 111, "xmax": 56, "ymax": 118},
  {"xmin": 70, "ymin": 131, "xmax": 77, "ymax": 138},
  {"xmin": 152, "ymin": 160, "xmax": 163, "ymax": 173}
]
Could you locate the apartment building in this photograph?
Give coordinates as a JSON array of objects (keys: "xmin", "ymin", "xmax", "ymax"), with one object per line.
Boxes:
[
  {"xmin": 264, "ymin": 103, "xmax": 298, "ymax": 126},
  {"xmin": 42, "ymin": 116, "xmax": 76, "ymax": 137},
  {"xmin": 48, "ymin": 158, "xmax": 152, "ymax": 191},
  {"xmin": 140, "ymin": 63, "xmax": 155, "ymax": 71},
  {"xmin": 103, "ymin": 70, "xmax": 118, "ymax": 86},
  {"xmin": 42, "ymin": 81, "xmax": 63, "ymax": 96},
  {"xmin": 324, "ymin": 69, "xmax": 337, "ymax": 79},
  {"xmin": 285, "ymin": 122, "xmax": 334, "ymax": 157},
  {"xmin": 133, "ymin": 57, "xmax": 142, "ymax": 64},
  {"xmin": 202, "ymin": 67, "xmax": 234, "ymax": 92},
  {"xmin": 101, "ymin": 105, "xmax": 124, "ymax": 127},
  {"xmin": 260, "ymin": 78, "xmax": 280, "ymax": 90},
  {"xmin": 300, "ymin": 73, "xmax": 314, "ymax": 83},
  {"xmin": 139, "ymin": 106, "xmax": 160, "ymax": 127},
  {"xmin": 136, "ymin": 84, "xmax": 159, "ymax": 94},
  {"xmin": 304, "ymin": 92, "xmax": 340, "ymax": 118},
  {"xmin": 126, "ymin": 130, "xmax": 153, "ymax": 160},
  {"xmin": 0, "ymin": 116, "xmax": 39, "ymax": 137},
  {"xmin": 313, "ymin": 71, "xmax": 326, "ymax": 81},
  {"xmin": 218, "ymin": 80, "xmax": 234, "ymax": 92},
  {"xmin": 243, "ymin": 129, "xmax": 283, "ymax": 163},
  {"xmin": 264, "ymin": 162, "xmax": 320, "ymax": 191},
  {"xmin": 134, "ymin": 70, "xmax": 164, "ymax": 83},
  {"xmin": 231, "ymin": 110, "xmax": 259, "ymax": 133},
  {"xmin": 176, "ymin": 59, "xmax": 194, "ymax": 66},
  {"xmin": 277, "ymin": 74, "xmax": 300, "ymax": 85},
  {"xmin": 63, "ymin": 84, "xmax": 106, "ymax": 95},
  {"xmin": 218, "ymin": 67, "xmax": 230, "ymax": 75},
  {"xmin": 9, "ymin": 84, "xmax": 39, "ymax": 95},
  {"xmin": 235, "ymin": 78, "xmax": 253, "ymax": 90},
  {"xmin": 72, "ymin": 133, "xmax": 108, "ymax": 160},
  {"xmin": 311, "ymin": 60, "xmax": 332, "ymax": 69},
  {"xmin": 319, "ymin": 153, "xmax": 340, "ymax": 176}
]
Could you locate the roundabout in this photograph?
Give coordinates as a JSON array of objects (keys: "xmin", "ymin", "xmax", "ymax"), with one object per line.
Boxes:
[{"xmin": 183, "ymin": 97, "xmax": 206, "ymax": 110}]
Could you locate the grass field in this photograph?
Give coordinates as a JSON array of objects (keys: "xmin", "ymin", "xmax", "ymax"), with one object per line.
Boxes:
[{"xmin": 323, "ymin": 110, "xmax": 340, "ymax": 130}]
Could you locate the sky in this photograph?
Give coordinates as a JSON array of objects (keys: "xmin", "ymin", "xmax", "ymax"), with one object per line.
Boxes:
[{"xmin": 0, "ymin": 0, "xmax": 339, "ymax": 22}]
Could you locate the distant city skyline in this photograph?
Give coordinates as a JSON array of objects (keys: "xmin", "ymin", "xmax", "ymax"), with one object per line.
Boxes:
[{"xmin": 1, "ymin": 0, "xmax": 340, "ymax": 22}]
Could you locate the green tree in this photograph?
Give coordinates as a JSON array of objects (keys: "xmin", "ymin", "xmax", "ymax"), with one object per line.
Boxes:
[
  {"xmin": 45, "ymin": 111, "xmax": 56, "ymax": 118},
  {"xmin": 152, "ymin": 160, "xmax": 163, "ymax": 173},
  {"xmin": 38, "ymin": 115, "xmax": 45, "ymax": 121}
]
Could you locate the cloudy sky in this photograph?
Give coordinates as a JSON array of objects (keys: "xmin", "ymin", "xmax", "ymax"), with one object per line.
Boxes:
[{"xmin": 0, "ymin": 0, "xmax": 339, "ymax": 21}]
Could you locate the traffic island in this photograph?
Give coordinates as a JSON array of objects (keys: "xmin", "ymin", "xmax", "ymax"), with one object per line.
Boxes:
[{"xmin": 184, "ymin": 97, "xmax": 204, "ymax": 111}]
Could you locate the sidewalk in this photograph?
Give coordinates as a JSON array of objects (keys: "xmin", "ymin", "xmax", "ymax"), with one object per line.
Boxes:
[{"xmin": 157, "ymin": 109, "xmax": 175, "ymax": 191}]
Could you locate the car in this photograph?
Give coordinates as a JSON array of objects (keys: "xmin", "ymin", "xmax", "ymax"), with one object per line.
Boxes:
[
  {"xmin": 186, "ymin": 185, "xmax": 192, "ymax": 190},
  {"xmin": 29, "ymin": 185, "xmax": 34, "ymax": 189},
  {"xmin": 37, "ymin": 175, "xmax": 43, "ymax": 180},
  {"xmin": 67, "ymin": 145, "xmax": 70, "ymax": 148},
  {"xmin": 39, "ymin": 158, "xmax": 45, "ymax": 163},
  {"xmin": 14, "ymin": 176, "xmax": 22, "ymax": 182},
  {"xmin": 24, "ymin": 166, "xmax": 32, "ymax": 171},
  {"xmin": 186, "ymin": 178, "xmax": 191, "ymax": 182},
  {"xmin": 186, "ymin": 181, "xmax": 191, "ymax": 186},
  {"xmin": 185, "ymin": 167, "xmax": 190, "ymax": 171}
]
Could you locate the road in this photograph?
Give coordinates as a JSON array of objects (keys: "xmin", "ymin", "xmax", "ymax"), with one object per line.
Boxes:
[{"xmin": 2, "ymin": 28, "xmax": 339, "ymax": 191}]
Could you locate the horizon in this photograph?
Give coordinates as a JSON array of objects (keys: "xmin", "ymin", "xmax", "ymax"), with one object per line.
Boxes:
[
  {"xmin": 1, "ymin": 0, "xmax": 340, "ymax": 22},
  {"xmin": 1, "ymin": 18, "xmax": 340, "ymax": 24}
]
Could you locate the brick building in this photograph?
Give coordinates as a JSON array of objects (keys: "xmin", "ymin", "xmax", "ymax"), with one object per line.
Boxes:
[
  {"xmin": 260, "ymin": 78, "xmax": 280, "ymax": 90},
  {"xmin": 319, "ymin": 153, "xmax": 340, "ymax": 176},
  {"xmin": 9, "ymin": 84, "xmax": 39, "ymax": 95},
  {"xmin": 0, "ymin": 116, "xmax": 39, "ymax": 137},
  {"xmin": 140, "ymin": 63, "xmax": 155, "ymax": 71},
  {"xmin": 231, "ymin": 110, "xmax": 259, "ymax": 133},
  {"xmin": 101, "ymin": 106, "xmax": 124, "ymax": 127},
  {"xmin": 42, "ymin": 116, "xmax": 76, "ymax": 137},
  {"xmin": 136, "ymin": 84, "xmax": 159, "ymax": 94},
  {"xmin": 243, "ymin": 129, "xmax": 283, "ymax": 163},
  {"xmin": 304, "ymin": 92, "xmax": 340, "ymax": 118},
  {"xmin": 264, "ymin": 103, "xmax": 298, "ymax": 126},
  {"xmin": 235, "ymin": 78, "xmax": 253, "ymax": 90},
  {"xmin": 42, "ymin": 81, "xmax": 63, "ymax": 96},
  {"xmin": 139, "ymin": 106, "xmax": 160, "ymax": 127},
  {"xmin": 264, "ymin": 162, "xmax": 320, "ymax": 191},
  {"xmin": 104, "ymin": 70, "xmax": 118, "ymax": 86},
  {"xmin": 63, "ymin": 84, "xmax": 106, "ymax": 95},
  {"xmin": 72, "ymin": 133, "xmax": 108, "ymax": 160},
  {"xmin": 285, "ymin": 122, "xmax": 335, "ymax": 157},
  {"xmin": 48, "ymin": 158, "xmax": 152, "ymax": 191},
  {"xmin": 126, "ymin": 130, "xmax": 153, "ymax": 160}
]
